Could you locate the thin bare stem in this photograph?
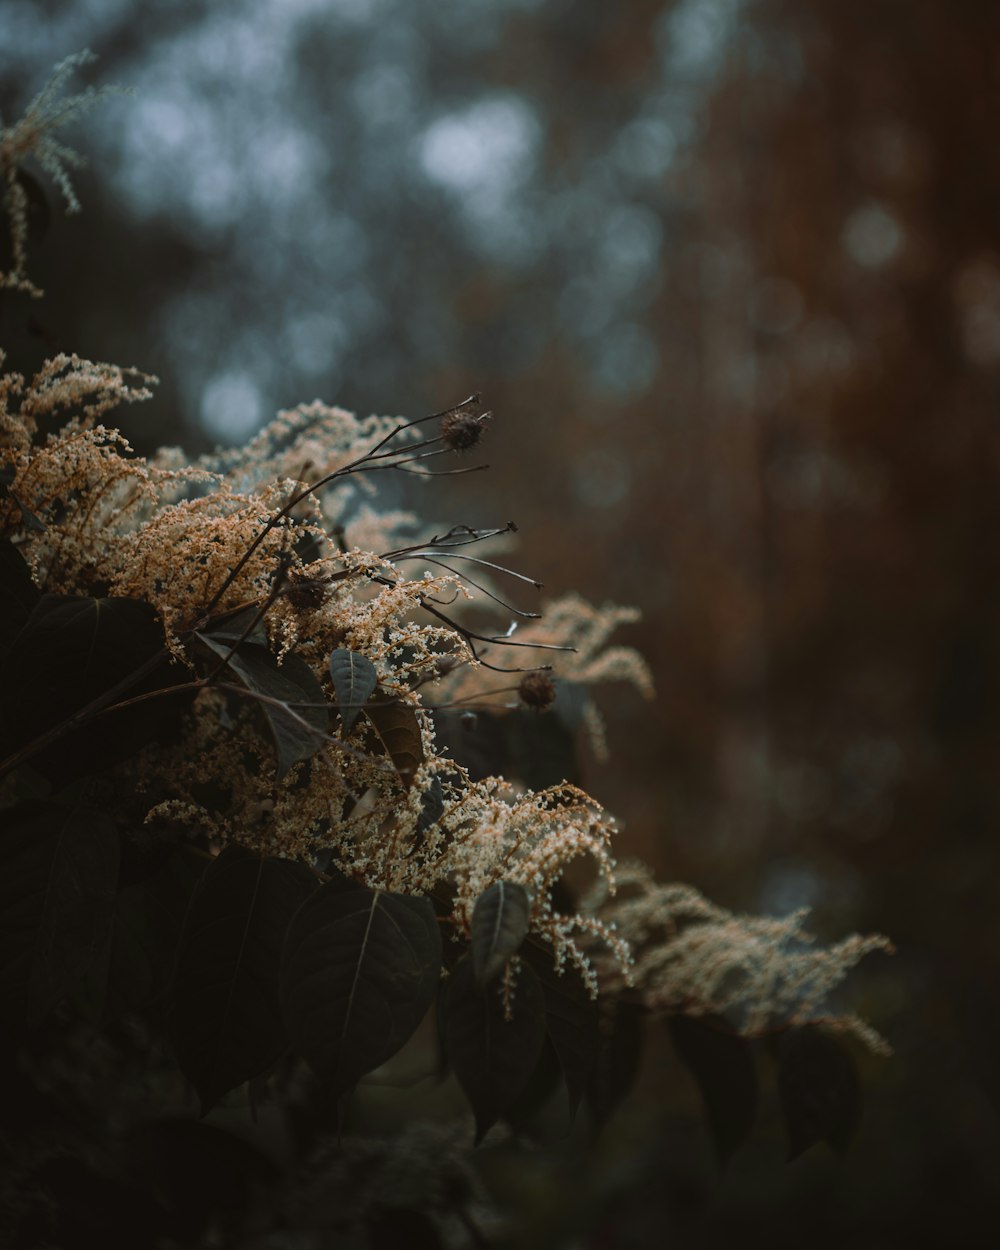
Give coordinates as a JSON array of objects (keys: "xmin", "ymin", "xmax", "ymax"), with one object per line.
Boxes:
[
  {"xmin": 388, "ymin": 550, "xmax": 541, "ymax": 588},
  {"xmin": 385, "ymin": 462, "xmax": 490, "ymax": 478},
  {"xmin": 396, "ymin": 553, "xmax": 540, "ymax": 618},
  {"xmin": 202, "ymin": 395, "xmax": 480, "ymax": 618}
]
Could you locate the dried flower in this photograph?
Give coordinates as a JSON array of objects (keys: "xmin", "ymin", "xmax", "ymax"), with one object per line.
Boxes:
[
  {"xmin": 441, "ymin": 407, "xmax": 490, "ymax": 451},
  {"xmin": 518, "ymin": 669, "xmax": 556, "ymax": 710}
]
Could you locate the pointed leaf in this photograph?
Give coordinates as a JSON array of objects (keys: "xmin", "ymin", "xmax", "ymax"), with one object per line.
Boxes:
[
  {"xmin": 432, "ymin": 709, "xmax": 509, "ymax": 780},
  {"xmin": 586, "ymin": 998, "xmax": 644, "ymax": 1130},
  {"xmin": 365, "ymin": 696, "xmax": 425, "ymax": 784},
  {"xmin": 281, "ymin": 879, "xmax": 441, "ymax": 1096},
  {"xmin": 471, "ymin": 881, "xmax": 531, "ymax": 984},
  {"xmin": 0, "ymin": 801, "xmax": 119, "ymax": 1029},
  {"xmin": 106, "ymin": 844, "xmax": 208, "ymax": 1020},
  {"xmin": 416, "ymin": 776, "xmax": 445, "ymax": 837},
  {"xmin": 667, "ymin": 1014, "xmax": 758, "ymax": 1164},
  {"xmin": 504, "ymin": 707, "xmax": 579, "ymax": 790},
  {"xmin": 525, "ymin": 943, "xmax": 600, "ymax": 1118},
  {"xmin": 777, "ymin": 1026, "xmax": 860, "ymax": 1159},
  {"xmin": 202, "ymin": 604, "xmax": 268, "ymax": 647},
  {"xmin": 14, "ymin": 497, "xmax": 46, "ymax": 533},
  {"xmin": 506, "ymin": 1038, "xmax": 563, "ymax": 1130},
  {"xmin": 442, "ymin": 954, "xmax": 546, "ymax": 1142},
  {"xmin": 198, "ymin": 636, "xmax": 329, "ymax": 779},
  {"xmin": 171, "ymin": 846, "xmax": 317, "ymax": 1113},
  {"xmin": 0, "ymin": 539, "xmax": 40, "ymax": 654},
  {"xmin": 329, "ymin": 648, "xmax": 378, "ymax": 735},
  {"xmin": 0, "ymin": 467, "xmax": 46, "ymax": 533},
  {"xmin": 1, "ymin": 593, "xmax": 177, "ymax": 779}
]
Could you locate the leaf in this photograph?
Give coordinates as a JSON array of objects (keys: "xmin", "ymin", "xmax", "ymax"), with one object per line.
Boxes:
[
  {"xmin": 586, "ymin": 998, "xmax": 644, "ymax": 1130},
  {"xmin": 281, "ymin": 878, "xmax": 441, "ymax": 1096},
  {"xmin": 777, "ymin": 1026, "xmax": 861, "ymax": 1159},
  {"xmin": 197, "ymin": 636, "xmax": 329, "ymax": 780},
  {"xmin": 171, "ymin": 846, "xmax": 317, "ymax": 1113},
  {"xmin": 201, "ymin": 605, "xmax": 268, "ymax": 647},
  {"xmin": 0, "ymin": 539, "xmax": 40, "ymax": 655},
  {"xmin": 416, "ymin": 776, "xmax": 445, "ymax": 837},
  {"xmin": 667, "ymin": 1014, "xmax": 758, "ymax": 1165},
  {"xmin": 442, "ymin": 954, "xmax": 546, "ymax": 1142},
  {"xmin": 0, "ymin": 801, "xmax": 119, "ymax": 1029},
  {"xmin": 504, "ymin": 707, "xmax": 579, "ymax": 790},
  {"xmin": 14, "ymin": 498, "xmax": 46, "ymax": 533},
  {"xmin": 0, "ymin": 592, "xmax": 177, "ymax": 778},
  {"xmin": 0, "ymin": 465, "xmax": 45, "ymax": 534},
  {"xmin": 470, "ymin": 881, "xmax": 531, "ymax": 985},
  {"xmin": 432, "ymin": 709, "xmax": 509, "ymax": 781},
  {"xmin": 524, "ymin": 943, "xmax": 600, "ymax": 1118},
  {"xmin": 328, "ymin": 648, "xmax": 377, "ymax": 735},
  {"xmin": 365, "ymin": 696, "xmax": 425, "ymax": 784},
  {"xmin": 106, "ymin": 844, "xmax": 208, "ymax": 1021},
  {"xmin": 505, "ymin": 1038, "xmax": 564, "ymax": 1130}
]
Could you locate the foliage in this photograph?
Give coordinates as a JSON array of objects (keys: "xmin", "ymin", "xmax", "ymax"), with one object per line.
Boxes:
[{"xmin": 0, "ymin": 55, "xmax": 894, "ymax": 1247}]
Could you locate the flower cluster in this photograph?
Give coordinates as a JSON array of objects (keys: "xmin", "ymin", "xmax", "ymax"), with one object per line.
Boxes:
[
  {"xmin": 584, "ymin": 862, "xmax": 894, "ymax": 1051},
  {"xmin": 0, "ymin": 52, "xmax": 890, "ymax": 1049}
]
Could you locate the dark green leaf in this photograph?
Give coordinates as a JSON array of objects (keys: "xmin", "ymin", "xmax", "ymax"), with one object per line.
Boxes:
[
  {"xmin": 667, "ymin": 1014, "xmax": 758, "ymax": 1165},
  {"xmin": 470, "ymin": 880, "xmax": 531, "ymax": 984},
  {"xmin": 442, "ymin": 953, "xmax": 546, "ymax": 1142},
  {"xmin": 586, "ymin": 998, "xmax": 644, "ymax": 1130},
  {"xmin": 505, "ymin": 1038, "xmax": 563, "ymax": 1130},
  {"xmin": 198, "ymin": 636, "xmax": 329, "ymax": 779},
  {"xmin": 281, "ymin": 878, "xmax": 441, "ymax": 1096},
  {"xmin": 1, "ymin": 592, "xmax": 177, "ymax": 777},
  {"xmin": 777, "ymin": 1026, "xmax": 860, "ymax": 1159},
  {"xmin": 171, "ymin": 846, "xmax": 317, "ymax": 1113},
  {"xmin": 106, "ymin": 844, "xmax": 208, "ymax": 1020},
  {"xmin": 0, "ymin": 470, "xmax": 46, "ymax": 534},
  {"xmin": 0, "ymin": 539, "xmax": 40, "ymax": 655},
  {"xmin": 524, "ymin": 943, "xmax": 600, "ymax": 1118},
  {"xmin": 328, "ymin": 648, "xmax": 377, "ymax": 735},
  {"xmin": 0, "ymin": 801, "xmax": 119, "ymax": 1029},
  {"xmin": 14, "ymin": 498, "xmax": 46, "ymax": 533},
  {"xmin": 432, "ymin": 709, "xmax": 509, "ymax": 781},
  {"xmin": 416, "ymin": 776, "xmax": 445, "ymax": 836},
  {"xmin": 201, "ymin": 604, "xmax": 268, "ymax": 647},
  {"xmin": 505, "ymin": 706, "xmax": 579, "ymax": 790},
  {"xmin": 365, "ymin": 696, "xmax": 425, "ymax": 784}
]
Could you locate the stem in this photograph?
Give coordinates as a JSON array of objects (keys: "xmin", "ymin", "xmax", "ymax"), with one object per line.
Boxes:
[{"xmin": 202, "ymin": 398, "xmax": 479, "ymax": 618}]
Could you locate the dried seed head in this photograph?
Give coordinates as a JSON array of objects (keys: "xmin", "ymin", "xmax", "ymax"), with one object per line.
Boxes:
[
  {"xmin": 518, "ymin": 670, "xmax": 556, "ymax": 711},
  {"xmin": 441, "ymin": 408, "xmax": 490, "ymax": 452}
]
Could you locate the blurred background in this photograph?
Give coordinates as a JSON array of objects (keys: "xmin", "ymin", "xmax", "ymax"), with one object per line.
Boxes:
[{"xmin": 2, "ymin": 0, "xmax": 999, "ymax": 1243}]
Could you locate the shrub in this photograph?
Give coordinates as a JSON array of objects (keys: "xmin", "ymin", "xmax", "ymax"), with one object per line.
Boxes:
[{"xmin": 0, "ymin": 54, "xmax": 892, "ymax": 1247}]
